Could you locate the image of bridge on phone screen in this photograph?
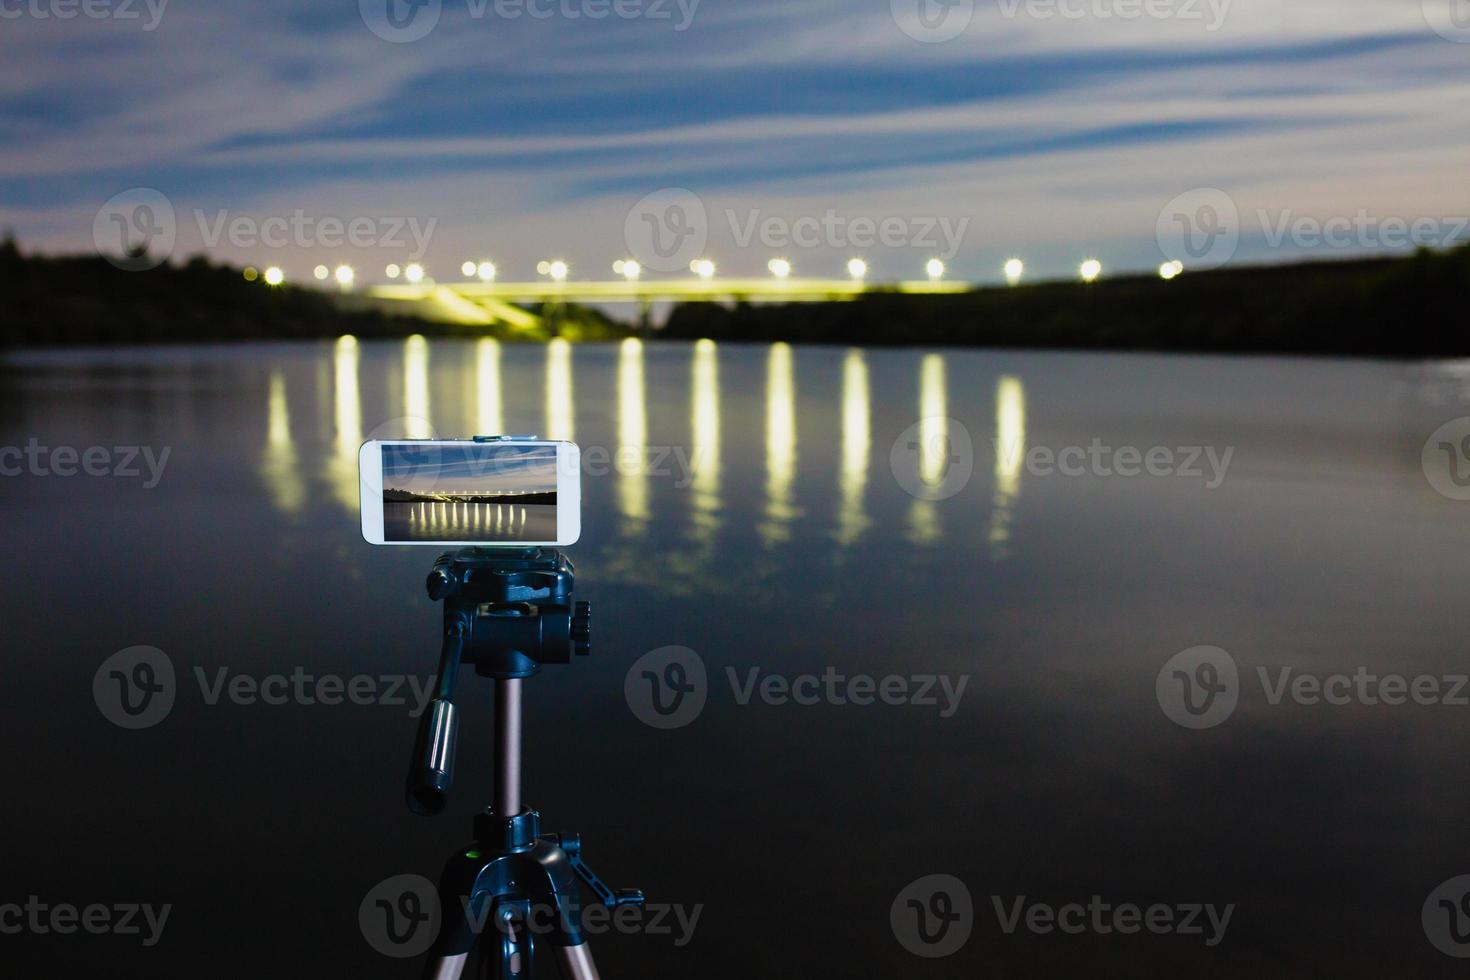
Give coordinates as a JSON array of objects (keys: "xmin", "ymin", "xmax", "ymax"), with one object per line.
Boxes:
[{"xmin": 381, "ymin": 442, "xmax": 558, "ymax": 543}]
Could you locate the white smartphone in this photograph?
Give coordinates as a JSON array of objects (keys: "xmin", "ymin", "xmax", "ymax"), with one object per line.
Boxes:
[{"xmin": 359, "ymin": 438, "xmax": 581, "ymax": 546}]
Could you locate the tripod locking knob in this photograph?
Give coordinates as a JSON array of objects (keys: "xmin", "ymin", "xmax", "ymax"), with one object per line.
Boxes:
[{"xmin": 571, "ymin": 601, "xmax": 591, "ymax": 656}]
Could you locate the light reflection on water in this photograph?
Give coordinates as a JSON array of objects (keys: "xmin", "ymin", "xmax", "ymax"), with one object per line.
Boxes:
[
  {"xmin": 909, "ymin": 352, "xmax": 946, "ymax": 546},
  {"xmin": 266, "ymin": 336, "xmax": 1031, "ymax": 574},
  {"xmin": 990, "ymin": 374, "xmax": 1026, "ymax": 559},
  {"xmin": 836, "ymin": 349, "xmax": 870, "ymax": 548},
  {"xmin": 690, "ymin": 338, "xmax": 721, "ymax": 544},
  {"xmin": 476, "ymin": 338, "xmax": 503, "ymax": 437},
  {"xmin": 545, "ymin": 337, "xmax": 574, "ymax": 443},
  {"xmin": 262, "ymin": 369, "xmax": 305, "ymax": 515},
  {"xmin": 617, "ymin": 337, "xmax": 648, "ymax": 532},
  {"xmin": 761, "ymin": 341, "xmax": 798, "ymax": 548}
]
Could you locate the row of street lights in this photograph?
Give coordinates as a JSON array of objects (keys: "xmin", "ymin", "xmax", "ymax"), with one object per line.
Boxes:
[{"xmin": 246, "ymin": 257, "xmax": 1191, "ymax": 287}]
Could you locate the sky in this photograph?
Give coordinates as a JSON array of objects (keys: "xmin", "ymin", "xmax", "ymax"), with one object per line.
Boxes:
[
  {"xmin": 1, "ymin": 0, "xmax": 1468, "ymax": 286},
  {"xmin": 383, "ymin": 442, "xmax": 558, "ymax": 494}
]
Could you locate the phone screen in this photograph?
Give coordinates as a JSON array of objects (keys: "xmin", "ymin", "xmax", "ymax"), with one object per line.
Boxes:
[{"xmin": 378, "ymin": 441, "xmax": 561, "ymax": 543}]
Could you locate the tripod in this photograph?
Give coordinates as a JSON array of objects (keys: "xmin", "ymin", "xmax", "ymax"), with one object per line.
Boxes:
[{"xmin": 405, "ymin": 547, "xmax": 643, "ymax": 980}]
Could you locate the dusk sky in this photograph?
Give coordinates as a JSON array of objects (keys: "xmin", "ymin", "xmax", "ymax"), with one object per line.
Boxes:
[
  {"xmin": 383, "ymin": 442, "xmax": 558, "ymax": 494},
  {"xmin": 3, "ymin": 0, "xmax": 1467, "ymax": 283}
]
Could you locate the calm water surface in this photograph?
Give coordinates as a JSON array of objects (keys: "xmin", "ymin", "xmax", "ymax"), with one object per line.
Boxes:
[{"xmin": 2, "ymin": 338, "xmax": 1469, "ymax": 977}]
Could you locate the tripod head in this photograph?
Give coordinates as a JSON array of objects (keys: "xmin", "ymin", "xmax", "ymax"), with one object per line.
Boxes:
[{"xmin": 406, "ymin": 547, "xmax": 591, "ymax": 815}]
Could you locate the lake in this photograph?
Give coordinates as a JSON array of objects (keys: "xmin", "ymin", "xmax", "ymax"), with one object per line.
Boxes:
[{"xmin": 2, "ymin": 338, "xmax": 1469, "ymax": 977}]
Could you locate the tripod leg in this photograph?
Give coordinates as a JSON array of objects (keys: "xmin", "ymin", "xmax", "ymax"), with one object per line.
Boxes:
[
  {"xmin": 555, "ymin": 942, "xmax": 600, "ymax": 980},
  {"xmin": 423, "ymin": 953, "xmax": 469, "ymax": 980}
]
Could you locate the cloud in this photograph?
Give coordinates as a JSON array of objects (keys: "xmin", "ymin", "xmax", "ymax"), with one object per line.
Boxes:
[{"xmin": 1, "ymin": 0, "xmax": 1466, "ymax": 281}]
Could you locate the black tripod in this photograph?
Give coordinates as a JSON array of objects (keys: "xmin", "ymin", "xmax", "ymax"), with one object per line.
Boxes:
[{"xmin": 405, "ymin": 547, "xmax": 642, "ymax": 980}]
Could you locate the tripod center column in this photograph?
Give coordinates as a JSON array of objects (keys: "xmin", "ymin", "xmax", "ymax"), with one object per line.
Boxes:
[{"xmin": 494, "ymin": 678, "xmax": 523, "ymax": 816}]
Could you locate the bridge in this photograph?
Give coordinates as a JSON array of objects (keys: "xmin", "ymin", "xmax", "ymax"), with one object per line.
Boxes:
[{"xmin": 365, "ymin": 278, "xmax": 975, "ymax": 329}]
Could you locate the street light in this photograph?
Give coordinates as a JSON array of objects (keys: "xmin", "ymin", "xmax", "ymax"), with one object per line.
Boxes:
[
  {"xmin": 264, "ymin": 266, "xmax": 284, "ymax": 286},
  {"xmin": 691, "ymin": 259, "xmax": 715, "ymax": 279},
  {"xmin": 768, "ymin": 258, "xmax": 792, "ymax": 279},
  {"xmin": 334, "ymin": 265, "xmax": 355, "ymax": 287},
  {"xmin": 385, "ymin": 264, "xmax": 401, "ymax": 280},
  {"xmin": 1004, "ymin": 258, "xmax": 1024, "ymax": 285},
  {"xmin": 314, "ymin": 265, "xmax": 329, "ymax": 281},
  {"xmin": 477, "ymin": 261, "xmax": 496, "ymax": 282},
  {"xmin": 615, "ymin": 259, "xmax": 641, "ymax": 281},
  {"xmin": 405, "ymin": 263, "xmax": 425, "ymax": 284},
  {"xmin": 1079, "ymin": 259, "xmax": 1102, "ymax": 284},
  {"xmin": 461, "ymin": 261, "xmax": 477, "ymax": 278},
  {"xmin": 926, "ymin": 258, "xmax": 945, "ymax": 280},
  {"xmin": 847, "ymin": 258, "xmax": 868, "ymax": 279},
  {"xmin": 1159, "ymin": 260, "xmax": 1184, "ymax": 280}
]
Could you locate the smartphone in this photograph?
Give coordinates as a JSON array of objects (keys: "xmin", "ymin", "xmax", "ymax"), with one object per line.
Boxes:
[{"xmin": 359, "ymin": 438, "xmax": 581, "ymax": 546}]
